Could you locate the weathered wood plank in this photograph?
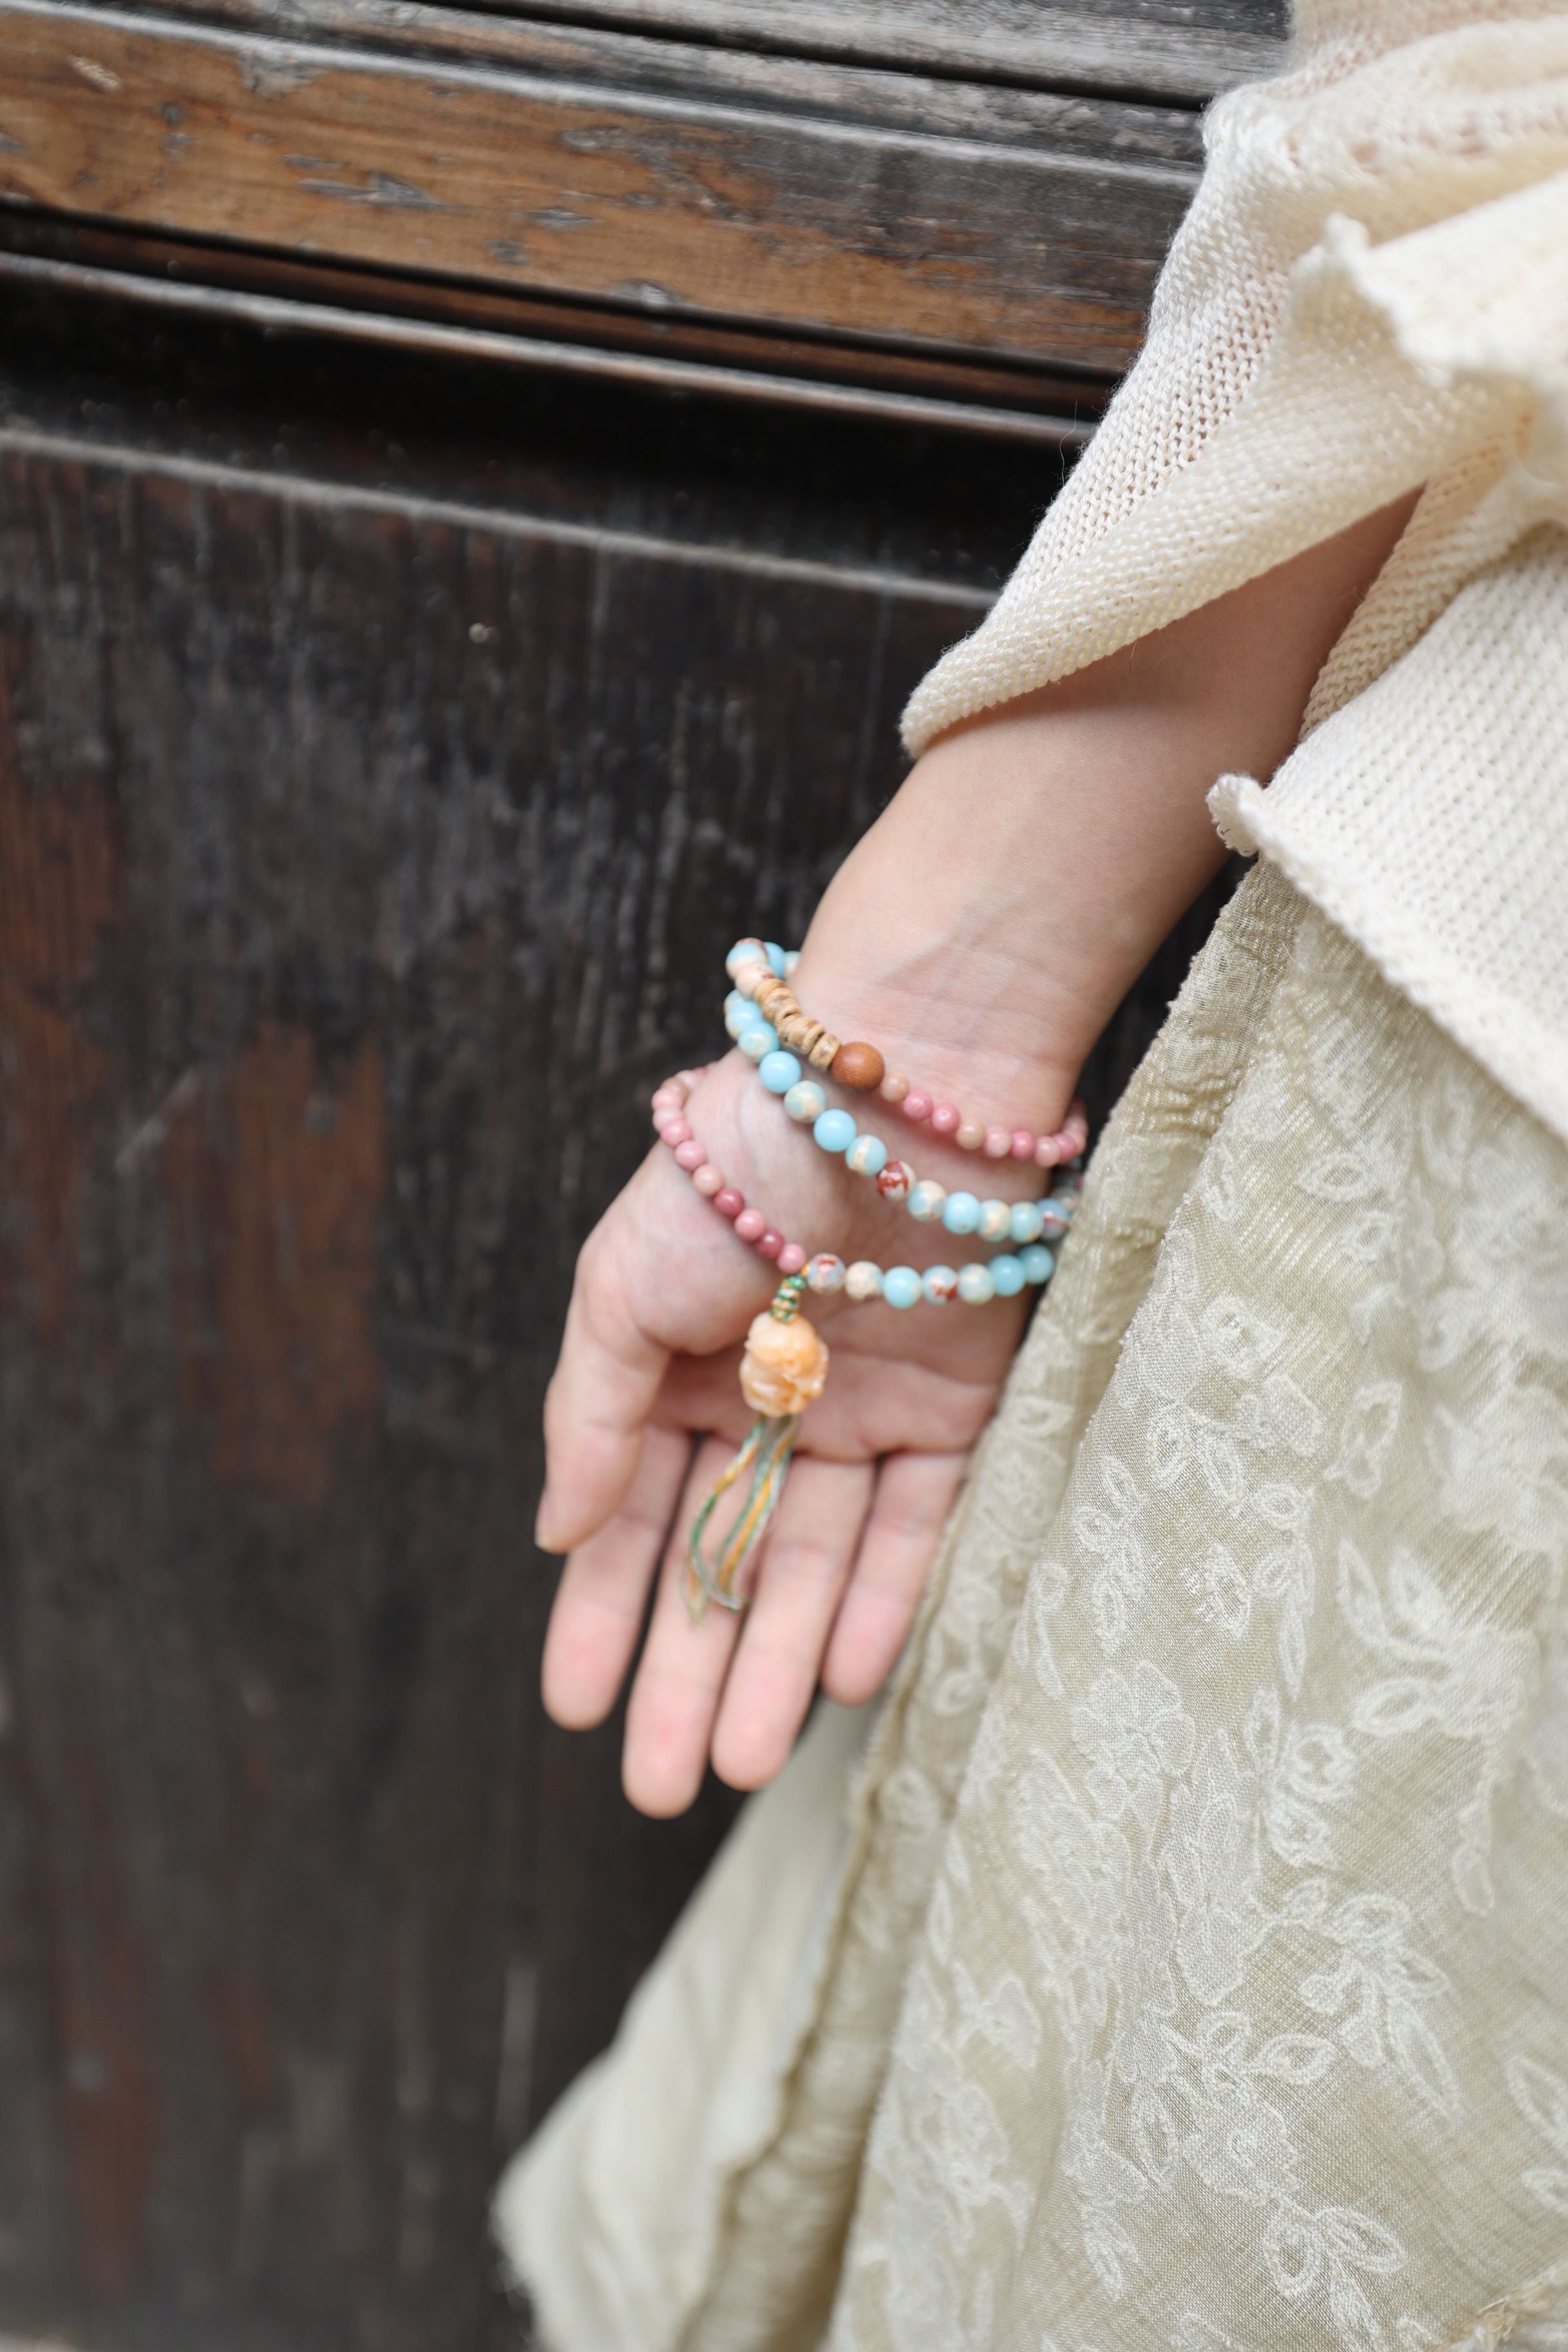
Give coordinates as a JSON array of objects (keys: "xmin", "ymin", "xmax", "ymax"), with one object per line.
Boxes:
[
  {"xmin": 0, "ymin": 0, "xmax": 1197, "ymax": 369},
  {"xmin": 434, "ymin": 0, "xmax": 1289, "ymax": 105}
]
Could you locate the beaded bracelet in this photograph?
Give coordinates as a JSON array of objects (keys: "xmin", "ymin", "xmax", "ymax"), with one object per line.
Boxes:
[
  {"xmin": 725, "ymin": 937, "xmax": 1090, "ymax": 1169},
  {"xmin": 652, "ymin": 1057, "xmax": 1079, "ymax": 1617}
]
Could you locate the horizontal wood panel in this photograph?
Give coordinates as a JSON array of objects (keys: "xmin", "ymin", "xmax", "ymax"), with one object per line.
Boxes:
[
  {"xmin": 435, "ymin": 0, "xmax": 1289, "ymax": 104},
  {"xmin": 0, "ymin": 0, "xmax": 1198, "ymax": 369}
]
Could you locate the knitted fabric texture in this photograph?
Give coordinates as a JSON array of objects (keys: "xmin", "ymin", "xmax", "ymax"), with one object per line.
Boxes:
[{"xmin": 903, "ymin": 1, "xmax": 1568, "ymax": 1143}]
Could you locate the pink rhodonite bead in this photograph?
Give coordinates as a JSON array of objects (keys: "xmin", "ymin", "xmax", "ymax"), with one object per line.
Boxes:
[
  {"xmin": 692, "ymin": 1163, "xmax": 723, "ymax": 1196},
  {"xmin": 674, "ymin": 1139, "xmax": 706, "ymax": 1171},
  {"xmin": 1010, "ymin": 1130, "xmax": 1036, "ymax": 1159},
  {"xmin": 929, "ymin": 1102, "xmax": 961, "ymax": 1137},
  {"xmin": 662, "ymin": 1115, "xmax": 692, "ymax": 1146},
  {"xmin": 1034, "ymin": 1135, "xmax": 1060, "ymax": 1167},
  {"xmin": 756, "ymin": 1228, "xmax": 784, "ymax": 1260},
  {"xmin": 776, "ymin": 1242, "xmax": 808, "ymax": 1277},
  {"xmin": 734, "ymin": 1208, "xmax": 766, "ymax": 1242},
  {"xmin": 984, "ymin": 1126, "xmax": 1011, "ymax": 1157},
  {"xmin": 901, "ymin": 1090, "xmax": 934, "ymax": 1122},
  {"xmin": 712, "ymin": 1188, "xmax": 744, "ymax": 1218}
]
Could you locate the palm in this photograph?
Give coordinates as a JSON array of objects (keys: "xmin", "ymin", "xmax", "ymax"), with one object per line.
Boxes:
[{"xmin": 537, "ymin": 1050, "xmax": 1029, "ymax": 1814}]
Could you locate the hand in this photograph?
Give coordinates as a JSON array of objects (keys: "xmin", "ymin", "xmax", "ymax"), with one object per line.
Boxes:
[
  {"xmin": 536, "ymin": 500, "xmax": 1420, "ymax": 1816},
  {"xmin": 535, "ymin": 1043, "xmax": 1057, "ymax": 1817}
]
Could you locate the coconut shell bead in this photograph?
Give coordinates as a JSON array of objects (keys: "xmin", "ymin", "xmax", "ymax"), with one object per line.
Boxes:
[{"xmin": 830, "ymin": 1041, "xmax": 885, "ymax": 1092}]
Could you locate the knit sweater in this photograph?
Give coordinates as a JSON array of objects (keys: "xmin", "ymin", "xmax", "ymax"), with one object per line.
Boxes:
[{"xmin": 904, "ymin": 0, "xmax": 1568, "ymax": 1145}]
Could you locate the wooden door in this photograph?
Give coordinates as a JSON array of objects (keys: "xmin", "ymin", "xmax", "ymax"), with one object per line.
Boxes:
[{"xmin": 0, "ymin": 2, "xmax": 1278, "ymax": 2343}]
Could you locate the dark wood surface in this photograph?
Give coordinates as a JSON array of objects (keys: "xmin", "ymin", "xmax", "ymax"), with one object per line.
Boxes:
[{"xmin": 0, "ymin": 0, "xmax": 1274, "ymax": 2340}]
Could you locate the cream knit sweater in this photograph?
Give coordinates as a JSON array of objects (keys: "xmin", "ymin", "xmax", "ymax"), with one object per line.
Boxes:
[{"xmin": 905, "ymin": 0, "xmax": 1568, "ymax": 1145}]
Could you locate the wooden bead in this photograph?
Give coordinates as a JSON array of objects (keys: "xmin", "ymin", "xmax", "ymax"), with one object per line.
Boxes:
[
  {"xmin": 807, "ymin": 1032, "xmax": 841, "ymax": 1074},
  {"xmin": 830, "ymin": 1040, "xmax": 885, "ymax": 1091}
]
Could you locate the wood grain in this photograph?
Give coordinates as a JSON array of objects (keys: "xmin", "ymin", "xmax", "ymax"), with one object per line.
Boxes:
[{"xmin": 0, "ymin": 0, "xmax": 1198, "ymax": 370}]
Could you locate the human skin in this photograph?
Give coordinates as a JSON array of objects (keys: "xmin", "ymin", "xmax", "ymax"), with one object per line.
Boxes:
[{"xmin": 536, "ymin": 496, "xmax": 1417, "ymax": 1817}]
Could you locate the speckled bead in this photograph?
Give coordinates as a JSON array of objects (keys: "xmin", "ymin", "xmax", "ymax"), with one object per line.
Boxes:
[
  {"xmin": 758, "ymin": 1050, "xmax": 801, "ymax": 1094},
  {"xmin": 805, "ymin": 1253, "xmax": 847, "ymax": 1293},
  {"xmin": 907, "ymin": 1179, "xmax": 947, "ymax": 1223},
  {"xmin": 876, "ymin": 1159, "xmax": 916, "ymax": 1203},
  {"xmin": 764, "ymin": 942, "xmax": 788, "ymax": 977},
  {"xmin": 1039, "ymin": 1202, "xmax": 1071, "ymax": 1241},
  {"xmin": 957, "ymin": 1262, "xmax": 996, "ymax": 1304},
  {"xmin": 1020, "ymin": 1244, "xmax": 1055, "ymax": 1284},
  {"xmin": 978, "ymin": 1199, "xmax": 1014, "ymax": 1243},
  {"xmin": 941, "ymin": 1190, "xmax": 981, "ymax": 1235},
  {"xmin": 1010, "ymin": 1200, "xmax": 1045, "ymax": 1245},
  {"xmin": 922, "ymin": 1265, "xmax": 959, "ymax": 1304},
  {"xmin": 882, "ymin": 1266, "xmax": 922, "ymax": 1309},
  {"xmin": 990, "ymin": 1253, "xmax": 1025, "ymax": 1297},
  {"xmin": 726, "ymin": 937, "xmax": 768, "ymax": 979},
  {"xmin": 845, "ymin": 1132, "xmax": 888, "ymax": 1179},
  {"xmin": 813, "ymin": 1107, "xmax": 857, "ymax": 1153},
  {"xmin": 723, "ymin": 991, "xmax": 750, "ymax": 1038},
  {"xmin": 737, "ymin": 1021, "xmax": 778, "ymax": 1061},
  {"xmin": 784, "ymin": 1079, "xmax": 827, "ymax": 1124},
  {"xmin": 845, "ymin": 1260, "xmax": 884, "ymax": 1300}
]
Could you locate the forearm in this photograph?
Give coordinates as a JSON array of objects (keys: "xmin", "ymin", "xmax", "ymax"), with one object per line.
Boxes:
[{"xmin": 793, "ymin": 497, "xmax": 1416, "ymax": 1137}]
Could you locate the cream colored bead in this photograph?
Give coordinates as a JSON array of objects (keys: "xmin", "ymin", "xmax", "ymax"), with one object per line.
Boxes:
[{"xmin": 807, "ymin": 1032, "xmax": 841, "ymax": 1073}]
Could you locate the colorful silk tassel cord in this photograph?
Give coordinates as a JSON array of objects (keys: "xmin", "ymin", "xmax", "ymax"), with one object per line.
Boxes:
[{"xmin": 685, "ymin": 1271, "xmax": 827, "ymax": 1620}]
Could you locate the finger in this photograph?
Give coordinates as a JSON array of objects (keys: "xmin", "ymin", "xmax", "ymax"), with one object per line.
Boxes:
[
  {"xmin": 621, "ymin": 1436, "xmax": 750, "ymax": 1818},
  {"xmin": 536, "ymin": 1237, "xmax": 670, "ymax": 1553},
  {"xmin": 710, "ymin": 1456, "xmax": 874, "ymax": 1793},
  {"xmin": 821, "ymin": 1450, "xmax": 968, "ymax": 1707},
  {"xmin": 541, "ymin": 1424, "xmax": 692, "ymax": 1730}
]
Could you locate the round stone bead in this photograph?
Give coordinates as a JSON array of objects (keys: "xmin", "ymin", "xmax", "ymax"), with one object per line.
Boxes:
[
  {"xmin": 1033, "ymin": 1135, "xmax": 1061, "ymax": 1168},
  {"xmin": 692, "ymin": 1164, "xmax": 723, "ymax": 1197},
  {"xmin": 738, "ymin": 1021, "xmax": 778, "ymax": 1061},
  {"xmin": 756, "ymin": 1229, "xmax": 784, "ymax": 1260},
  {"xmin": 765, "ymin": 942, "xmax": 789, "ymax": 977},
  {"xmin": 734, "ymin": 1208, "xmax": 766, "ymax": 1242},
  {"xmin": 1020, "ymin": 1244, "xmax": 1055, "ymax": 1285},
  {"xmin": 957, "ymin": 1262, "xmax": 996, "ymax": 1304},
  {"xmin": 778, "ymin": 1243, "xmax": 808, "ymax": 1277},
  {"xmin": 659, "ymin": 1115, "xmax": 691, "ymax": 1146},
  {"xmin": 978, "ymin": 1199, "xmax": 1013, "ymax": 1243},
  {"xmin": 845, "ymin": 1260, "xmax": 884, "ymax": 1300},
  {"xmin": 876, "ymin": 1159, "xmax": 916, "ymax": 1203},
  {"xmin": 758, "ymin": 1050, "xmax": 801, "ymax": 1094},
  {"xmin": 956, "ymin": 1120, "xmax": 986, "ymax": 1152},
  {"xmin": 726, "ymin": 937, "xmax": 767, "ymax": 979},
  {"xmin": 901, "ymin": 1090, "xmax": 934, "ymax": 1123},
  {"xmin": 990, "ymin": 1253, "xmax": 1025, "ymax": 1297},
  {"xmin": 813, "ymin": 1108, "xmax": 857, "ymax": 1153},
  {"xmin": 1010, "ymin": 1199, "xmax": 1045, "ymax": 1244},
  {"xmin": 984, "ymin": 1126, "xmax": 1012, "ymax": 1158},
  {"xmin": 784, "ymin": 1079, "xmax": 827, "ymax": 1124},
  {"xmin": 830, "ymin": 1041, "xmax": 886, "ymax": 1092},
  {"xmin": 846, "ymin": 1132, "xmax": 888, "ymax": 1179},
  {"xmin": 713, "ymin": 1188, "xmax": 744, "ymax": 1217},
  {"xmin": 734, "ymin": 961, "xmax": 770, "ymax": 1000},
  {"xmin": 922, "ymin": 1264, "xmax": 959, "ymax": 1304},
  {"xmin": 805, "ymin": 1253, "xmax": 847, "ymax": 1293},
  {"xmin": 1010, "ymin": 1130, "xmax": 1037, "ymax": 1160},
  {"xmin": 674, "ymin": 1139, "xmax": 705, "ymax": 1171},
  {"xmin": 723, "ymin": 991, "xmax": 750, "ymax": 1038},
  {"xmin": 879, "ymin": 1073, "xmax": 911, "ymax": 1106},
  {"xmin": 882, "ymin": 1266, "xmax": 923, "ymax": 1309},
  {"xmin": 1039, "ymin": 1202, "xmax": 1070, "ymax": 1240},
  {"xmin": 783, "ymin": 951, "xmax": 800, "ymax": 979},
  {"xmin": 907, "ymin": 1180, "xmax": 947, "ymax": 1223},
  {"xmin": 929, "ymin": 1102, "xmax": 961, "ymax": 1138},
  {"xmin": 941, "ymin": 1190, "xmax": 981, "ymax": 1235}
]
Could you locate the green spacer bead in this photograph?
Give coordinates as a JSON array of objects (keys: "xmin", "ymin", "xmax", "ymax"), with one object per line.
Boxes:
[{"xmin": 770, "ymin": 1274, "xmax": 807, "ymax": 1321}]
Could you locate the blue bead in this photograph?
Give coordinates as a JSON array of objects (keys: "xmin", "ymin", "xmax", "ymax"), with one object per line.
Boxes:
[
  {"xmin": 845, "ymin": 1132, "xmax": 888, "ymax": 1178},
  {"xmin": 883, "ymin": 1266, "xmax": 922, "ymax": 1309},
  {"xmin": 723, "ymin": 989, "xmax": 750, "ymax": 1038},
  {"xmin": 758, "ymin": 1050, "xmax": 801, "ymax": 1094},
  {"xmin": 737, "ymin": 1021, "xmax": 778, "ymax": 1061},
  {"xmin": 1010, "ymin": 1199, "xmax": 1044, "ymax": 1244},
  {"xmin": 1021, "ymin": 1243, "xmax": 1055, "ymax": 1285},
  {"xmin": 813, "ymin": 1108, "xmax": 857, "ymax": 1154},
  {"xmin": 942, "ymin": 1190, "xmax": 981, "ymax": 1235},
  {"xmin": 990, "ymin": 1253, "xmax": 1025, "ymax": 1297},
  {"xmin": 765, "ymin": 942, "xmax": 789, "ymax": 977},
  {"xmin": 784, "ymin": 1079, "xmax": 827, "ymax": 1124},
  {"xmin": 957, "ymin": 1262, "xmax": 995, "ymax": 1304}
]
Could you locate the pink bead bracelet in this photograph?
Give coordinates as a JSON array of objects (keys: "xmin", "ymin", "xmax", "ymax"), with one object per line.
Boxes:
[{"xmin": 652, "ymin": 1068, "xmax": 810, "ymax": 1275}]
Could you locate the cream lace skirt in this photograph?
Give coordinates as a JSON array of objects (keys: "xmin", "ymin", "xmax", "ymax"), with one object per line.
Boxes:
[{"xmin": 497, "ymin": 862, "xmax": 1568, "ymax": 2352}]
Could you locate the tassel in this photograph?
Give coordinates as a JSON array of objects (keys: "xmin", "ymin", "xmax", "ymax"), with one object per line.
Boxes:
[{"xmin": 685, "ymin": 1273, "xmax": 829, "ymax": 1620}]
